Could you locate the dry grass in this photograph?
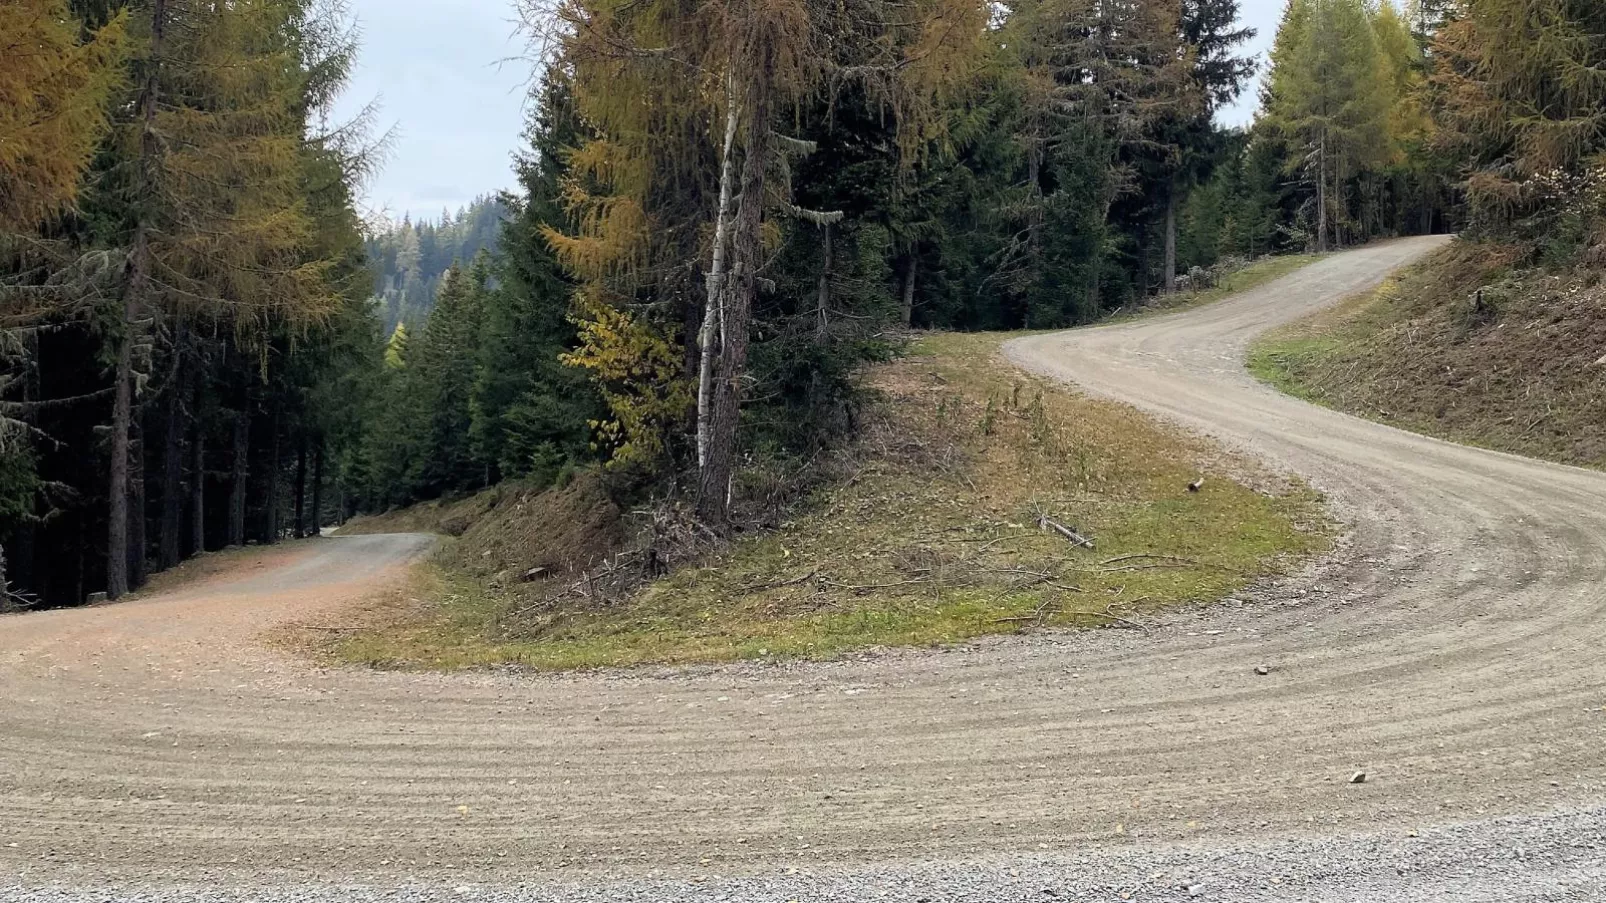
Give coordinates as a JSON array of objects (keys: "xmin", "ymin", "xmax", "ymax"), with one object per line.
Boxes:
[
  {"xmin": 1113, "ymin": 253, "xmax": 1328, "ymax": 320},
  {"xmin": 323, "ymin": 334, "xmax": 1329, "ymax": 671},
  {"xmin": 1250, "ymin": 240, "xmax": 1606, "ymax": 468}
]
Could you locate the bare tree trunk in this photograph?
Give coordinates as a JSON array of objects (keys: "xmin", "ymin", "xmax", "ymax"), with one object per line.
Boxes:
[
  {"xmin": 698, "ymin": 64, "xmax": 772, "ymax": 527},
  {"xmin": 158, "ymin": 354, "xmax": 184, "ymax": 570},
  {"xmin": 190, "ymin": 422, "xmax": 204, "ymax": 555},
  {"xmin": 108, "ymin": 0, "xmax": 165, "ymax": 601},
  {"xmin": 129, "ymin": 404, "xmax": 147, "ymax": 590},
  {"xmin": 816, "ymin": 225, "xmax": 831, "ymax": 342},
  {"xmin": 107, "ymin": 276, "xmax": 137, "ymax": 600},
  {"xmin": 228, "ymin": 410, "xmax": 247, "ymax": 547},
  {"xmin": 697, "ymin": 75, "xmax": 742, "ymax": 470},
  {"xmin": 1163, "ymin": 183, "xmax": 1178, "ymax": 294},
  {"xmin": 900, "ymin": 253, "xmax": 917, "ymax": 327},
  {"xmin": 1316, "ymin": 131, "xmax": 1329, "ymax": 254},
  {"xmin": 310, "ymin": 439, "xmax": 324, "ymax": 538},
  {"xmin": 293, "ymin": 433, "xmax": 307, "ymax": 539},
  {"xmin": 264, "ymin": 399, "xmax": 281, "ymax": 545}
]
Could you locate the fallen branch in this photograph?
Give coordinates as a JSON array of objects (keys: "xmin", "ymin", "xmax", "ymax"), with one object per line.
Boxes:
[
  {"xmin": 1099, "ymin": 554, "xmax": 1198, "ymax": 566},
  {"xmin": 739, "ymin": 569, "xmax": 819, "ymax": 595},
  {"xmin": 1084, "ymin": 599, "xmax": 1149, "ymax": 632},
  {"xmin": 821, "ymin": 577, "xmax": 931, "ymax": 592},
  {"xmin": 1095, "ymin": 564, "xmax": 1186, "ymax": 574},
  {"xmin": 1038, "ymin": 516, "xmax": 1094, "ymax": 549},
  {"xmin": 293, "ymin": 624, "xmax": 363, "ymax": 632}
]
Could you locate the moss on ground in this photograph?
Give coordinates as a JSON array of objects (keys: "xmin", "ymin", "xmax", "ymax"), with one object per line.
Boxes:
[
  {"xmin": 321, "ymin": 332, "xmax": 1330, "ymax": 672},
  {"xmin": 1249, "ymin": 240, "xmax": 1606, "ymax": 468}
]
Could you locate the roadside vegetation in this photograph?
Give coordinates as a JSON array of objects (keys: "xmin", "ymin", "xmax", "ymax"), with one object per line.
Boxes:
[
  {"xmin": 1120, "ymin": 253, "xmax": 1327, "ymax": 319},
  {"xmin": 318, "ymin": 334, "xmax": 1328, "ymax": 670},
  {"xmin": 1251, "ymin": 240, "xmax": 1606, "ymax": 469}
]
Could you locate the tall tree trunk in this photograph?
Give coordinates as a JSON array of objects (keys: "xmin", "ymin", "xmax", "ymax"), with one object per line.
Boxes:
[
  {"xmin": 310, "ymin": 440, "xmax": 324, "ymax": 538},
  {"xmin": 158, "ymin": 351, "xmax": 184, "ymax": 570},
  {"xmin": 1163, "ymin": 182, "xmax": 1178, "ymax": 294},
  {"xmin": 1316, "ymin": 131, "xmax": 1330, "ymax": 253},
  {"xmin": 816, "ymin": 225, "xmax": 831, "ymax": 343},
  {"xmin": 107, "ymin": 0, "xmax": 165, "ymax": 601},
  {"xmin": 264, "ymin": 399, "xmax": 281, "ymax": 544},
  {"xmin": 293, "ymin": 433, "xmax": 307, "ymax": 539},
  {"xmin": 107, "ymin": 250, "xmax": 139, "ymax": 601},
  {"xmin": 900, "ymin": 253, "xmax": 918, "ymax": 327},
  {"xmin": 697, "ymin": 64, "xmax": 772, "ymax": 527},
  {"xmin": 129, "ymin": 404, "xmax": 147, "ymax": 590},
  {"xmin": 190, "ymin": 422, "xmax": 204, "ymax": 555},
  {"xmin": 228, "ymin": 410, "xmax": 248, "ymax": 547},
  {"xmin": 697, "ymin": 75, "xmax": 742, "ymax": 470}
]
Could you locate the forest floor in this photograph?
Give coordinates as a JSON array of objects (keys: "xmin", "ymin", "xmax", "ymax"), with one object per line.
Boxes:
[
  {"xmin": 11, "ymin": 236, "xmax": 1606, "ymax": 901},
  {"xmin": 1248, "ymin": 239, "xmax": 1606, "ymax": 468},
  {"xmin": 319, "ymin": 331, "xmax": 1328, "ymax": 671}
]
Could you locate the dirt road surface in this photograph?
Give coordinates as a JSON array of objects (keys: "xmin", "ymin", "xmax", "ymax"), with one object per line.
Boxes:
[{"xmin": 6, "ymin": 235, "xmax": 1606, "ymax": 900}]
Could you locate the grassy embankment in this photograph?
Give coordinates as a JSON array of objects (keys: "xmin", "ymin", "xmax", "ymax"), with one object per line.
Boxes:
[
  {"xmin": 320, "ymin": 321, "xmax": 1330, "ymax": 671},
  {"xmin": 1250, "ymin": 240, "xmax": 1606, "ymax": 468}
]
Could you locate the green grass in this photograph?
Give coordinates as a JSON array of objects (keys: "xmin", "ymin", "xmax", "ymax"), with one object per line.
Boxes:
[
  {"xmin": 1247, "ymin": 335, "xmax": 1346, "ymax": 403},
  {"xmin": 320, "ymin": 332, "xmax": 1331, "ymax": 672}
]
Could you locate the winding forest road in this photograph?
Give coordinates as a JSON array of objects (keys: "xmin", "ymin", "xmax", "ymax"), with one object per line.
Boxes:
[{"xmin": 6, "ymin": 235, "xmax": 1606, "ymax": 901}]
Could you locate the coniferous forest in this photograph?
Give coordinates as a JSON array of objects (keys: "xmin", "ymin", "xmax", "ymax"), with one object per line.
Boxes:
[{"xmin": 4, "ymin": 0, "xmax": 1604, "ymax": 607}]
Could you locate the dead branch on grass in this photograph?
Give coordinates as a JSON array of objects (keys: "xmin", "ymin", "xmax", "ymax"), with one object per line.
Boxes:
[{"xmin": 1037, "ymin": 515, "xmax": 1094, "ymax": 549}]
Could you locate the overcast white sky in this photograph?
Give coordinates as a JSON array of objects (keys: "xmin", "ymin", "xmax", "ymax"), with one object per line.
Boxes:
[{"xmin": 334, "ymin": 0, "xmax": 1287, "ymax": 224}]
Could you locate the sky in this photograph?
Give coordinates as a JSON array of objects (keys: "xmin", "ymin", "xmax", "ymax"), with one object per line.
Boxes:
[
  {"xmin": 335, "ymin": 0, "xmax": 1287, "ymax": 225},
  {"xmin": 331, "ymin": 0, "xmax": 533, "ymax": 225}
]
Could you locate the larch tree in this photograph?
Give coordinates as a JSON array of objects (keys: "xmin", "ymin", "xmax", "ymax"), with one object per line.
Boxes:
[
  {"xmin": 0, "ymin": 0, "xmax": 125, "ymax": 603},
  {"xmin": 1260, "ymin": 0, "xmax": 1391, "ymax": 251},
  {"xmin": 101, "ymin": 0, "xmax": 334, "ymax": 597},
  {"xmin": 1431, "ymin": 0, "xmax": 1606, "ymax": 231},
  {"xmin": 541, "ymin": 0, "xmax": 989, "ymax": 526},
  {"xmin": 0, "ymin": 0, "xmax": 126, "ymax": 232}
]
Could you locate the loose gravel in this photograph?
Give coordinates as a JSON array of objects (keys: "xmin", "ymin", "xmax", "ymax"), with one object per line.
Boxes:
[{"xmin": 6, "ymin": 236, "xmax": 1606, "ymax": 900}]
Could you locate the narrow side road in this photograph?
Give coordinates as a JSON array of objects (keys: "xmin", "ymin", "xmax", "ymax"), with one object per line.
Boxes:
[{"xmin": 5, "ymin": 236, "xmax": 1606, "ymax": 901}]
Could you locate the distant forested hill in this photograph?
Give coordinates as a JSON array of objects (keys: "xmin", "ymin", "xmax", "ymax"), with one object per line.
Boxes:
[{"xmin": 366, "ymin": 196, "xmax": 508, "ymax": 329}]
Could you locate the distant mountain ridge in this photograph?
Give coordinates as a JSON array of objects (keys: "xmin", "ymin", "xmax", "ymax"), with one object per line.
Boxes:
[{"xmin": 366, "ymin": 195, "xmax": 507, "ymax": 330}]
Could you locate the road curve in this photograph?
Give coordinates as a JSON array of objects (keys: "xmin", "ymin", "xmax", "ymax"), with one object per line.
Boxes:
[{"xmin": 5, "ymin": 236, "xmax": 1606, "ymax": 900}]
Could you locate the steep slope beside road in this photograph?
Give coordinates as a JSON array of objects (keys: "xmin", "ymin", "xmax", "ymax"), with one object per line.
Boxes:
[{"xmin": 5, "ymin": 235, "xmax": 1606, "ymax": 901}]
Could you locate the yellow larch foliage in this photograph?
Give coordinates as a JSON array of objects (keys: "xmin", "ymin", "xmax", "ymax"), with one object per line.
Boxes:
[{"xmin": 0, "ymin": 0, "xmax": 127, "ymax": 230}]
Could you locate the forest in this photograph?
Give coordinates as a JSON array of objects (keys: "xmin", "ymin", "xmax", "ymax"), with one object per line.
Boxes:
[
  {"xmin": 365, "ymin": 196, "xmax": 505, "ymax": 330},
  {"xmin": 3, "ymin": 0, "xmax": 1602, "ymax": 608}
]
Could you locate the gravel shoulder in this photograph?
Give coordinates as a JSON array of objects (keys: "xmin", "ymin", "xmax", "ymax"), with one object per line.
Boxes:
[{"xmin": 5, "ymin": 235, "xmax": 1606, "ymax": 899}]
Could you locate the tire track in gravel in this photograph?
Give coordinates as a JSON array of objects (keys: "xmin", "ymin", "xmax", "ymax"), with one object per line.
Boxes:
[{"xmin": 4, "ymin": 235, "xmax": 1606, "ymax": 894}]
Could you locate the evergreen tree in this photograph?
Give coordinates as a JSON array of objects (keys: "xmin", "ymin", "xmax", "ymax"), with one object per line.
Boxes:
[
  {"xmin": 1260, "ymin": 0, "xmax": 1392, "ymax": 251},
  {"xmin": 1432, "ymin": 0, "xmax": 1606, "ymax": 240},
  {"xmin": 469, "ymin": 74, "xmax": 600, "ymax": 485}
]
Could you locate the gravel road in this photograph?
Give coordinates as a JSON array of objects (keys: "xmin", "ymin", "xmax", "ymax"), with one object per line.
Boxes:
[{"xmin": 5, "ymin": 235, "xmax": 1606, "ymax": 901}]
